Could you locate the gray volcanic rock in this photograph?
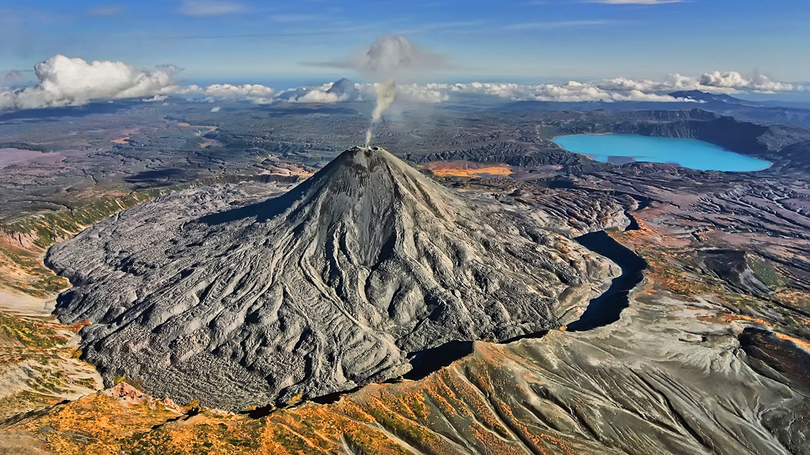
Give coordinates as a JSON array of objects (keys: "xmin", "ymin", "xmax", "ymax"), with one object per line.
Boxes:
[{"xmin": 48, "ymin": 147, "xmax": 615, "ymax": 410}]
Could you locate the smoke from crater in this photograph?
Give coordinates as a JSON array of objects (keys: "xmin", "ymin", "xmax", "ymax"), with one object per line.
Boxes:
[
  {"xmin": 360, "ymin": 35, "xmax": 446, "ymax": 147},
  {"xmin": 366, "ymin": 78, "xmax": 398, "ymax": 147}
]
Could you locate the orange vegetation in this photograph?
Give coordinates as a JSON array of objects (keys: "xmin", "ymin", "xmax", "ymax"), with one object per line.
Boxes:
[
  {"xmin": 3, "ymin": 343, "xmax": 607, "ymax": 454},
  {"xmin": 423, "ymin": 161, "xmax": 513, "ymax": 178},
  {"xmin": 177, "ymin": 122, "xmax": 218, "ymax": 137},
  {"xmin": 775, "ymin": 331, "xmax": 810, "ymax": 353},
  {"xmin": 696, "ymin": 311, "xmax": 810, "ymax": 353},
  {"xmin": 697, "ymin": 312, "xmax": 772, "ymax": 327}
]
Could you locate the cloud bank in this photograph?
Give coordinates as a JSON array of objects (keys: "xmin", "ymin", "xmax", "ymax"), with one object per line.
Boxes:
[
  {"xmin": 274, "ymin": 78, "xmax": 359, "ymax": 104},
  {"xmin": 0, "ymin": 55, "xmax": 280, "ymax": 110},
  {"xmin": 0, "ymin": 54, "xmax": 804, "ymax": 113},
  {"xmin": 697, "ymin": 71, "xmax": 797, "ymax": 93},
  {"xmin": 0, "ymin": 55, "xmax": 178, "ymax": 111},
  {"xmin": 596, "ymin": 71, "xmax": 804, "ymax": 94},
  {"xmin": 186, "ymin": 83, "xmax": 275, "ymax": 103},
  {"xmin": 445, "ymin": 81, "xmax": 682, "ymax": 102}
]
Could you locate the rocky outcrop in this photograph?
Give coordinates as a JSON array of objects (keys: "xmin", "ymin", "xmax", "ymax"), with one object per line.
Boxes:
[
  {"xmin": 408, "ymin": 142, "xmax": 610, "ymax": 173},
  {"xmin": 47, "ymin": 147, "xmax": 615, "ymax": 410},
  {"xmin": 609, "ymin": 114, "xmax": 771, "ymax": 156}
]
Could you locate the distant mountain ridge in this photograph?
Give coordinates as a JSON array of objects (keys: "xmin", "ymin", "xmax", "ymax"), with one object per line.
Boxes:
[{"xmin": 669, "ymin": 90, "xmax": 753, "ymax": 105}]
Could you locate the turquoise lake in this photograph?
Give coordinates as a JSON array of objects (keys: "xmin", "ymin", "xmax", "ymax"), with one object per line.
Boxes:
[{"xmin": 552, "ymin": 134, "xmax": 772, "ymax": 172}]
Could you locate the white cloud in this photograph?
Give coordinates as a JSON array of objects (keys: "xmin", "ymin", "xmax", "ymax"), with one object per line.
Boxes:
[
  {"xmin": 276, "ymin": 83, "xmax": 345, "ymax": 104},
  {"xmin": 287, "ymin": 89, "xmax": 348, "ymax": 103},
  {"xmin": 396, "ymin": 83, "xmax": 450, "ymax": 103},
  {"xmin": 276, "ymin": 78, "xmax": 360, "ymax": 104},
  {"xmin": 288, "ymin": 90, "xmax": 345, "ymax": 103},
  {"xmin": 191, "ymin": 69, "xmax": 801, "ymax": 107},
  {"xmin": 210, "ymin": 106, "xmax": 220, "ymax": 112},
  {"xmin": 178, "ymin": 0, "xmax": 243, "ymax": 17},
  {"xmin": 698, "ymin": 71, "xmax": 798, "ymax": 93},
  {"xmin": 595, "ymin": 77, "xmax": 669, "ymax": 92},
  {"xmin": 595, "ymin": 71, "xmax": 802, "ymax": 94},
  {"xmin": 0, "ymin": 55, "xmax": 178, "ymax": 111},
  {"xmin": 201, "ymin": 83, "xmax": 274, "ymax": 99},
  {"xmin": 272, "ymin": 78, "xmax": 446, "ymax": 105},
  {"xmin": 1, "ymin": 54, "xmax": 801, "ymax": 113},
  {"xmin": 174, "ymin": 83, "xmax": 275, "ymax": 103},
  {"xmin": 450, "ymin": 81, "xmax": 684, "ymax": 102}
]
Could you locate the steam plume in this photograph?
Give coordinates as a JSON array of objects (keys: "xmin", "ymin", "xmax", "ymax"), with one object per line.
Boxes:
[
  {"xmin": 358, "ymin": 35, "xmax": 442, "ymax": 147},
  {"xmin": 365, "ymin": 78, "xmax": 398, "ymax": 147},
  {"xmin": 372, "ymin": 78, "xmax": 398, "ymax": 121}
]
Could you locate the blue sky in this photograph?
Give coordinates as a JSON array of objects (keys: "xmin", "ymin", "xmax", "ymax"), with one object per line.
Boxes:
[{"xmin": 2, "ymin": 0, "xmax": 809, "ymax": 85}]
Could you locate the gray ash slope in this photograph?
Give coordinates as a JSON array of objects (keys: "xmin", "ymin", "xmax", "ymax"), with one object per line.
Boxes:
[{"xmin": 48, "ymin": 146, "xmax": 615, "ymax": 410}]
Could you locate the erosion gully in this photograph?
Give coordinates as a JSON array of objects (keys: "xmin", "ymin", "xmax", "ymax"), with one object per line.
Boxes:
[{"xmin": 258, "ymin": 228, "xmax": 648, "ymax": 412}]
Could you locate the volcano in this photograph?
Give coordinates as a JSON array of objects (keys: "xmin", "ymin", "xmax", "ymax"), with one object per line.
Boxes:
[{"xmin": 48, "ymin": 146, "xmax": 615, "ymax": 409}]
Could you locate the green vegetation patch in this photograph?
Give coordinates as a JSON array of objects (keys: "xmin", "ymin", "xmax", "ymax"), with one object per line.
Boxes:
[
  {"xmin": 0, "ymin": 311, "xmax": 65, "ymax": 349},
  {"xmin": 3, "ymin": 189, "xmax": 166, "ymax": 250},
  {"xmin": 747, "ymin": 254, "xmax": 785, "ymax": 289}
]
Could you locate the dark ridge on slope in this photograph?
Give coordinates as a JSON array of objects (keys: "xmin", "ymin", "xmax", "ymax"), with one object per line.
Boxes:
[
  {"xmin": 668, "ymin": 90, "xmax": 749, "ymax": 105},
  {"xmin": 609, "ymin": 114, "xmax": 770, "ymax": 155},
  {"xmin": 739, "ymin": 327, "xmax": 810, "ymax": 394}
]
